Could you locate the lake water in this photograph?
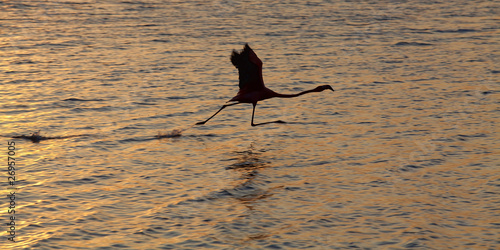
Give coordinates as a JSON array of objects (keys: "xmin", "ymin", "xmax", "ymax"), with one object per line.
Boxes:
[{"xmin": 1, "ymin": 0, "xmax": 499, "ymax": 249}]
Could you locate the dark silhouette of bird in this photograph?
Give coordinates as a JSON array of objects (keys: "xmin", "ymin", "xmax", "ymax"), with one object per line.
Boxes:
[{"xmin": 196, "ymin": 43, "xmax": 334, "ymax": 126}]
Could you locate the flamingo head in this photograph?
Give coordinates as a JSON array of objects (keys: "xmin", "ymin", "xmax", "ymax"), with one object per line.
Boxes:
[{"xmin": 315, "ymin": 85, "xmax": 335, "ymax": 92}]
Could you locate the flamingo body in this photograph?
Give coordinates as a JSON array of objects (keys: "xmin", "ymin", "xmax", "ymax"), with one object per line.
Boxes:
[{"xmin": 230, "ymin": 86, "xmax": 278, "ymax": 103}]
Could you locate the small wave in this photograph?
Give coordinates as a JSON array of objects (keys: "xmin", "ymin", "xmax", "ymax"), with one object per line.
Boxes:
[
  {"xmin": 62, "ymin": 98, "xmax": 104, "ymax": 102},
  {"xmin": 435, "ymin": 29, "xmax": 476, "ymax": 33},
  {"xmin": 151, "ymin": 39, "xmax": 170, "ymax": 43},
  {"xmin": 394, "ymin": 42, "xmax": 433, "ymax": 46},
  {"xmin": 133, "ymin": 102, "xmax": 157, "ymax": 106}
]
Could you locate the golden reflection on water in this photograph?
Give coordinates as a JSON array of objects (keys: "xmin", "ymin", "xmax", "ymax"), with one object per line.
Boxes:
[{"xmin": 1, "ymin": 0, "xmax": 499, "ymax": 249}]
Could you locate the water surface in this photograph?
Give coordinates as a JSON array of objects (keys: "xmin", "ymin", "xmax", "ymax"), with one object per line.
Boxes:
[{"xmin": 1, "ymin": 0, "xmax": 499, "ymax": 249}]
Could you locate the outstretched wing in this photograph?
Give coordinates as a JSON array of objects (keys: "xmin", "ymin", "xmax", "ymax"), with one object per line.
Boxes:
[{"xmin": 230, "ymin": 43, "xmax": 265, "ymax": 91}]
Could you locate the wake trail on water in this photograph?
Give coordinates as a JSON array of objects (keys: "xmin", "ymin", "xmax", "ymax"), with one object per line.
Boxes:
[{"xmin": 8, "ymin": 130, "xmax": 90, "ymax": 143}]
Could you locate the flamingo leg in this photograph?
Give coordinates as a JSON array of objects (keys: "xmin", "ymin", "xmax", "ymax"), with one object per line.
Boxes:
[
  {"xmin": 251, "ymin": 103, "xmax": 286, "ymax": 126},
  {"xmin": 196, "ymin": 102, "xmax": 239, "ymax": 125}
]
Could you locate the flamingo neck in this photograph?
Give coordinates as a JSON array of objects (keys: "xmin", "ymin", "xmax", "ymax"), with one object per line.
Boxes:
[{"xmin": 274, "ymin": 88, "xmax": 319, "ymax": 98}]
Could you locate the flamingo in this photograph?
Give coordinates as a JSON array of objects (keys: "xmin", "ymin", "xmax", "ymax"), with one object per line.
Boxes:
[{"xmin": 196, "ymin": 44, "xmax": 334, "ymax": 126}]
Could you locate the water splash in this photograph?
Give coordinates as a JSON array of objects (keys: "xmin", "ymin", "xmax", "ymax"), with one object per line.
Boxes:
[
  {"xmin": 11, "ymin": 130, "xmax": 89, "ymax": 143},
  {"xmin": 156, "ymin": 129, "xmax": 183, "ymax": 138},
  {"xmin": 156, "ymin": 123, "xmax": 200, "ymax": 139},
  {"xmin": 12, "ymin": 130, "xmax": 44, "ymax": 142}
]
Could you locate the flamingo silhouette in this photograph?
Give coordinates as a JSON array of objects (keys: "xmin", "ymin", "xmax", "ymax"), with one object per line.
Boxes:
[{"xmin": 196, "ymin": 44, "xmax": 334, "ymax": 126}]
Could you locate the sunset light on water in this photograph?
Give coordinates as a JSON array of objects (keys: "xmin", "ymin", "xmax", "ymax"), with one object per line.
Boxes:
[{"xmin": 1, "ymin": 1, "xmax": 499, "ymax": 249}]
